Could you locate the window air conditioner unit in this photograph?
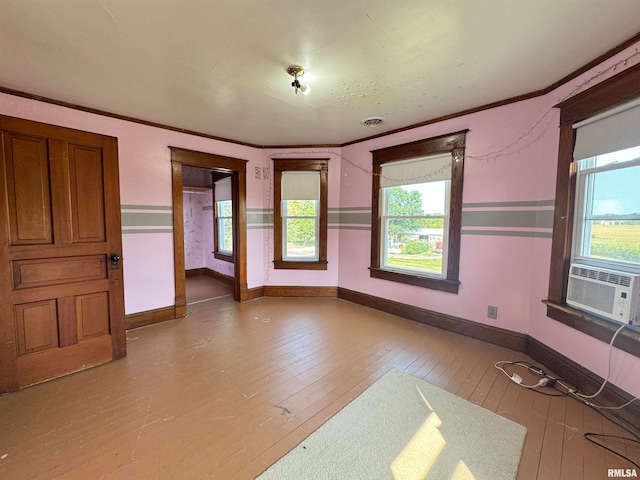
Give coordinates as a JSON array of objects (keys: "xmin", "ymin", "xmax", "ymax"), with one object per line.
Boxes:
[{"xmin": 567, "ymin": 263, "xmax": 640, "ymax": 326}]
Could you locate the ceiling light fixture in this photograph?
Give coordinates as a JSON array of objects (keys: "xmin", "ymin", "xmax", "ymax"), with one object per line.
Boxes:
[{"xmin": 287, "ymin": 65, "xmax": 311, "ymax": 95}]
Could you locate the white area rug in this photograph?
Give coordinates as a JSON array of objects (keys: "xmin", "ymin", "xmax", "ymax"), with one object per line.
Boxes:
[{"xmin": 257, "ymin": 368, "xmax": 526, "ymax": 480}]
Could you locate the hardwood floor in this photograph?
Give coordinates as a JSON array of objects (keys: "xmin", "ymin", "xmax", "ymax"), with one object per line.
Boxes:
[
  {"xmin": 0, "ymin": 297, "xmax": 637, "ymax": 479},
  {"xmin": 186, "ymin": 275, "xmax": 233, "ymax": 304}
]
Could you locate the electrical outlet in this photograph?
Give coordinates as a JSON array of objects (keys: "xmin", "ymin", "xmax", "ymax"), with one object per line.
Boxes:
[{"xmin": 487, "ymin": 305, "xmax": 498, "ymax": 319}]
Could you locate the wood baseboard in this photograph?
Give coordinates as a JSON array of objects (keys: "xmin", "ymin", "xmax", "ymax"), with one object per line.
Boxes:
[
  {"xmin": 263, "ymin": 286, "xmax": 338, "ymax": 297},
  {"xmin": 186, "ymin": 268, "xmax": 235, "ymax": 286},
  {"xmin": 126, "ymin": 306, "xmax": 176, "ymax": 330},
  {"xmin": 526, "ymin": 336, "xmax": 640, "ymax": 435},
  {"xmin": 240, "ymin": 285, "xmax": 264, "ymax": 302},
  {"xmin": 204, "ymin": 268, "xmax": 234, "ymax": 286},
  {"xmin": 185, "ymin": 268, "xmax": 206, "ymax": 278},
  {"xmin": 337, "ymin": 287, "xmax": 527, "ymax": 351},
  {"xmin": 124, "ymin": 285, "xmax": 639, "ymax": 430}
]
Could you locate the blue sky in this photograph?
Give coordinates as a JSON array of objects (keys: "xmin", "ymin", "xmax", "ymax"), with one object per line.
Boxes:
[{"xmin": 592, "ymin": 146, "xmax": 640, "ymax": 216}]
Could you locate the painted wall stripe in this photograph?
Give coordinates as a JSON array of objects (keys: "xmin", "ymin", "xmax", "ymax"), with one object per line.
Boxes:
[
  {"xmin": 121, "ymin": 212, "xmax": 173, "ymax": 227},
  {"xmin": 461, "ymin": 210, "xmax": 554, "ymax": 229},
  {"xmin": 248, "ymin": 213, "xmax": 274, "ymax": 224},
  {"xmin": 328, "ymin": 212, "xmax": 371, "ymax": 225}
]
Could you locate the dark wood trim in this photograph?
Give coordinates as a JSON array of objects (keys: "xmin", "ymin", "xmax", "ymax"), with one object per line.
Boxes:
[
  {"xmin": 212, "ymin": 175, "xmax": 235, "ymax": 263},
  {"xmin": 204, "ymin": 268, "xmax": 234, "ymax": 286},
  {"xmin": 369, "ymin": 268, "xmax": 459, "ymax": 293},
  {"xmin": 546, "ymin": 60, "xmax": 640, "ymax": 351},
  {"xmin": 548, "ymin": 31, "xmax": 640, "ymax": 97},
  {"xmin": 526, "ymin": 336, "xmax": 640, "ymax": 436},
  {"xmin": 371, "ymin": 130, "xmax": 469, "ymax": 163},
  {"xmin": 342, "ymin": 32, "xmax": 640, "ymax": 147},
  {"xmin": 263, "ymin": 286, "xmax": 337, "ymax": 297},
  {"xmin": 185, "ymin": 267, "xmax": 234, "ymax": 285},
  {"xmin": 185, "ymin": 268, "xmax": 206, "ymax": 278},
  {"xmin": 3, "ymin": 30, "xmax": 640, "ymax": 149},
  {"xmin": 370, "ymin": 131, "xmax": 466, "ymax": 294},
  {"xmin": 171, "ymin": 147, "xmax": 247, "ymax": 304},
  {"xmin": 544, "ymin": 301, "xmax": 640, "ymax": 359},
  {"xmin": 547, "ymin": 124, "xmax": 576, "ymax": 305},
  {"xmin": 171, "ymin": 162, "xmax": 187, "ymax": 318},
  {"xmin": 557, "ymin": 61, "xmax": 640, "ymax": 126},
  {"xmin": 337, "ymin": 287, "xmax": 526, "ymax": 351},
  {"xmin": 213, "ymin": 252, "xmax": 234, "ymax": 263},
  {"xmin": 125, "ymin": 306, "xmax": 176, "ymax": 330},
  {"xmin": 0, "ymin": 86, "xmax": 261, "ymax": 149},
  {"xmin": 273, "ymin": 260, "xmax": 328, "ymax": 270},
  {"xmin": 240, "ymin": 285, "xmax": 264, "ymax": 302},
  {"xmin": 337, "ymin": 285, "xmax": 639, "ymax": 431},
  {"xmin": 272, "ymin": 158, "xmax": 329, "ymax": 270}
]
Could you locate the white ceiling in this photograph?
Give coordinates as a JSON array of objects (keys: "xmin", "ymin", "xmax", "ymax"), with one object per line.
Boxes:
[{"xmin": 1, "ymin": 1, "xmax": 639, "ymax": 147}]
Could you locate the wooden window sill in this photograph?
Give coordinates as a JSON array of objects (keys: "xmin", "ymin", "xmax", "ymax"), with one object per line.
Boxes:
[
  {"xmin": 274, "ymin": 260, "xmax": 328, "ymax": 270},
  {"xmin": 369, "ymin": 267, "xmax": 459, "ymax": 294},
  {"xmin": 543, "ymin": 300, "xmax": 640, "ymax": 359},
  {"xmin": 213, "ymin": 252, "xmax": 234, "ymax": 263}
]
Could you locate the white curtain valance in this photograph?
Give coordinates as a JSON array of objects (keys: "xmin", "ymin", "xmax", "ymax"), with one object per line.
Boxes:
[
  {"xmin": 380, "ymin": 153, "xmax": 451, "ymax": 188},
  {"xmin": 281, "ymin": 171, "xmax": 320, "ymax": 200},
  {"xmin": 573, "ymin": 97, "xmax": 640, "ymax": 161},
  {"xmin": 215, "ymin": 177, "xmax": 232, "ymax": 201}
]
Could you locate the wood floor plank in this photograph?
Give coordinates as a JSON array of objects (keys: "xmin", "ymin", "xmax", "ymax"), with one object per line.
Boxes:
[{"xmin": 0, "ymin": 296, "xmax": 636, "ymax": 480}]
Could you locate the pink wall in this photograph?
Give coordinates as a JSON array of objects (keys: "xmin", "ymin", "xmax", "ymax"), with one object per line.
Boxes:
[
  {"xmin": 0, "ymin": 93, "xmax": 261, "ymax": 313},
  {"xmin": 338, "ymin": 42, "xmax": 640, "ymax": 398},
  {"xmin": 258, "ymin": 149, "xmax": 342, "ymax": 287},
  {"xmin": 183, "ymin": 190, "xmax": 209, "ymax": 271},
  {"xmin": 1, "ymin": 39, "xmax": 639, "ymax": 399}
]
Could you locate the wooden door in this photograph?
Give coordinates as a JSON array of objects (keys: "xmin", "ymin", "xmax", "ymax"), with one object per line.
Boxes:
[{"xmin": 0, "ymin": 116, "xmax": 126, "ymax": 393}]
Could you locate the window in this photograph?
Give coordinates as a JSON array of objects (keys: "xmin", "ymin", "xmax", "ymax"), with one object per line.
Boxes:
[
  {"xmin": 370, "ymin": 131, "xmax": 466, "ymax": 293},
  {"xmin": 273, "ymin": 158, "xmax": 328, "ymax": 270},
  {"xmin": 213, "ymin": 177, "xmax": 233, "ymax": 262},
  {"xmin": 573, "ymin": 146, "xmax": 640, "ymax": 272},
  {"xmin": 546, "ymin": 62, "xmax": 640, "ymax": 358}
]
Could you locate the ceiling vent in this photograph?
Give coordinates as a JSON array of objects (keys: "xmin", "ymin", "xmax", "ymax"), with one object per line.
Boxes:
[{"xmin": 361, "ymin": 117, "xmax": 385, "ymax": 127}]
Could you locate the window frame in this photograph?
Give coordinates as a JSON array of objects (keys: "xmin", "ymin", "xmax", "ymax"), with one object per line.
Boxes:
[
  {"xmin": 215, "ymin": 199, "xmax": 233, "ymax": 256},
  {"xmin": 273, "ymin": 158, "xmax": 329, "ymax": 270},
  {"xmin": 545, "ymin": 62, "xmax": 640, "ymax": 358},
  {"xmin": 212, "ymin": 176, "xmax": 234, "ymax": 263},
  {"xmin": 370, "ymin": 131, "xmax": 467, "ymax": 294},
  {"xmin": 572, "ymin": 154, "xmax": 640, "ymax": 273}
]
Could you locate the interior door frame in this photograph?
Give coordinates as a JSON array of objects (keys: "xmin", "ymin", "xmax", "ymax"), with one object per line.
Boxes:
[{"xmin": 170, "ymin": 147, "xmax": 247, "ymax": 316}]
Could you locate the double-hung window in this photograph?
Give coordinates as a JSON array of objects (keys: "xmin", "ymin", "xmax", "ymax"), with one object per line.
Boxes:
[
  {"xmin": 573, "ymin": 145, "xmax": 640, "ymax": 272},
  {"xmin": 273, "ymin": 158, "xmax": 328, "ymax": 270},
  {"xmin": 547, "ymin": 63, "xmax": 640, "ymax": 357},
  {"xmin": 213, "ymin": 177, "xmax": 233, "ymax": 261},
  {"xmin": 379, "ymin": 154, "xmax": 451, "ymax": 277},
  {"xmin": 571, "ymin": 98, "xmax": 640, "ymax": 273},
  {"xmin": 371, "ymin": 131, "xmax": 466, "ymax": 293}
]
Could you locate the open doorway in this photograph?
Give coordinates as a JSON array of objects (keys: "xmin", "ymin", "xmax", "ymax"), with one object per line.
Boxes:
[
  {"xmin": 170, "ymin": 147, "xmax": 248, "ymax": 317},
  {"xmin": 183, "ymin": 166, "xmax": 234, "ymax": 305}
]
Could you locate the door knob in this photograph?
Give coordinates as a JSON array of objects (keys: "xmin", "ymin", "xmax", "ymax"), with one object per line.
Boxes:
[{"xmin": 111, "ymin": 253, "xmax": 121, "ymax": 270}]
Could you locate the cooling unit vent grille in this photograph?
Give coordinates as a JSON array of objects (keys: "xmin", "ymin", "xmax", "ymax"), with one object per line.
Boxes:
[{"xmin": 570, "ymin": 265, "xmax": 632, "ymax": 287}]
